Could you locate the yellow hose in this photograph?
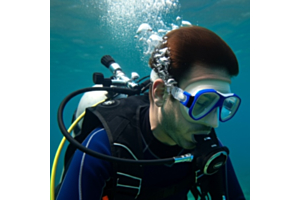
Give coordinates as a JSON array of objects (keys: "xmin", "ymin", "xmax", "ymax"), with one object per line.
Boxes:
[{"xmin": 50, "ymin": 99, "xmax": 106, "ymax": 200}]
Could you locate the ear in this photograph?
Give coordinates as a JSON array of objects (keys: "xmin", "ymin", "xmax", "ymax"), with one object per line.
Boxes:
[{"xmin": 151, "ymin": 79, "xmax": 166, "ymax": 107}]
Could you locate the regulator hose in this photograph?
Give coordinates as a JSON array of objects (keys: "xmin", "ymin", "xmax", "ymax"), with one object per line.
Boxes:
[{"xmin": 57, "ymin": 86, "xmax": 193, "ymax": 165}]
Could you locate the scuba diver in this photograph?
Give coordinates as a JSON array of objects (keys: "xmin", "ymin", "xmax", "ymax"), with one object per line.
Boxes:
[{"xmin": 53, "ymin": 26, "xmax": 246, "ymax": 200}]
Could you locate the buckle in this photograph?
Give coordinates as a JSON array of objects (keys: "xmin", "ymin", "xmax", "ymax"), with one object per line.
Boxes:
[
  {"xmin": 116, "ymin": 172, "xmax": 142, "ymax": 199},
  {"xmin": 195, "ymin": 170, "xmax": 204, "ymax": 183}
]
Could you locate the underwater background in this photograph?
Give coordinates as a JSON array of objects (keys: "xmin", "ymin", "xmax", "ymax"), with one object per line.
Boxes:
[{"xmin": 50, "ymin": 0, "xmax": 250, "ymax": 199}]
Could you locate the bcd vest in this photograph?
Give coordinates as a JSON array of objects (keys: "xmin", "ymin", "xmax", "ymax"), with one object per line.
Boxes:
[{"xmin": 63, "ymin": 94, "xmax": 227, "ymax": 200}]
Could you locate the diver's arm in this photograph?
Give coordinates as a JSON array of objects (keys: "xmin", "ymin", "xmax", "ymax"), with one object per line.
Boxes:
[
  {"xmin": 226, "ymin": 157, "xmax": 246, "ymax": 200},
  {"xmin": 206, "ymin": 140, "xmax": 246, "ymax": 200},
  {"xmin": 206, "ymin": 156, "xmax": 245, "ymax": 200},
  {"xmin": 56, "ymin": 127, "xmax": 112, "ymax": 200}
]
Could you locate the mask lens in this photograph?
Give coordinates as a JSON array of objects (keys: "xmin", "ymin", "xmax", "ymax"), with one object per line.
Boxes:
[
  {"xmin": 221, "ymin": 96, "xmax": 240, "ymax": 121},
  {"xmin": 192, "ymin": 92, "xmax": 220, "ymax": 119}
]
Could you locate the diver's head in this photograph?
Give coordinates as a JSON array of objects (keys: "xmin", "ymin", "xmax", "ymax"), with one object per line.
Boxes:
[
  {"xmin": 148, "ymin": 25, "xmax": 239, "ymax": 85},
  {"xmin": 148, "ymin": 26, "xmax": 240, "ymax": 149}
]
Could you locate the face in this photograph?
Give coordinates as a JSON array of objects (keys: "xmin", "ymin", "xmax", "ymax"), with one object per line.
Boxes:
[{"xmin": 160, "ymin": 64, "xmax": 232, "ymax": 149}]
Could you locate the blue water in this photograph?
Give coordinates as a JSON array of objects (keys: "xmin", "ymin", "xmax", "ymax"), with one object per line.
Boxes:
[{"xmin": 50, "ymin": 0, "xmax": 250, "ymax": 199}]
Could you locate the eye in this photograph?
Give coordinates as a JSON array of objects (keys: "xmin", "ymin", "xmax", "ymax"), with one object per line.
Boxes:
[
  {"xmin": 192, "ymin": 93, "xmax": 219, "ymax": 115},
  {"xmin": 196, "ymin": 99, "xmax": 210, "ymax": 108},
  {"xmin": 220, "ymin": 96, "xmax": 240, "ymax": 120},
  {"xmin": 193, "ymin": 101, "xmax": 206, "ymax": 114},
  {"xmin": 224, "ymin": 100, "xmax": 233, "ymax": 110},
  {"xmin": 223, "ymin": 97, "xmax": 237, "ymax": 111}
]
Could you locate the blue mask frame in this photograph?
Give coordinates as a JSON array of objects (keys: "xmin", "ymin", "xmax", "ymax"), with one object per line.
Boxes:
[{"xmin": 170, "ymin": 87, "xmax": 241, "ymax": 122}]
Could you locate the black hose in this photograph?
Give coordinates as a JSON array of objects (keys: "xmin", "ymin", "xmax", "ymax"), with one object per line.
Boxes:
[
  {"xmin": 137, "ymin": 75, "xmax": 150, "ymax": 83},
  {"xmin": 57, "ymin": 86, "xmax": 175, "ymax": 165}
]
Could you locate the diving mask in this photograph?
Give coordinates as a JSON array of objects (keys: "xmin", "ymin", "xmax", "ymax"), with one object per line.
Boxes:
[{"xmin": 170, "ymin": 81, "xmax": 241, "ymax": 122}]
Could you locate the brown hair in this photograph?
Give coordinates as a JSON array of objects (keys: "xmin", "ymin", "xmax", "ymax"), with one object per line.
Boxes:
[{"xmin": 149, "ymin": 26, "xmax": 239, "ymax": 84}]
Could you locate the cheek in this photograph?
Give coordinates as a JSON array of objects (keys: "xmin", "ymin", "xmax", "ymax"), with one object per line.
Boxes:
[
  {"xmin": 169, "ymin": 100, "xmax": 183, "ymax": 121},
  {"xmin": 161, "ymin": 99, "xmax": 177, "ymax": 123},
  {"xmin": 173, "ymin": 104, "xmax": 193, "ymax": 131},
  {"xmin": 179, "ymin": 103, "xmax": 193, "ymax": 122},
  {"xmin": 162, "ymin": 99, "xmax": 183, "ymax": 128}
]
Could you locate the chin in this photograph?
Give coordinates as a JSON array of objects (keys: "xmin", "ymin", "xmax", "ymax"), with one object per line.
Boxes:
[
  {"xmin": 184, "ymin": 146, "xmax": 196, "ymax": 150},
  {"xmin": 180, "ymin": 142, "xmax": 196, "ymax": 150}
]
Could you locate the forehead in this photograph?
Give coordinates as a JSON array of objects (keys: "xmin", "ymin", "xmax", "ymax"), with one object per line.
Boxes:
[
  {"xmin": 179, "ymin": 63, "xmax": 232, "ymax": 90},
  {"xmin": 184, "ymin": 79, "xmax": 231, "ymax": 95}
]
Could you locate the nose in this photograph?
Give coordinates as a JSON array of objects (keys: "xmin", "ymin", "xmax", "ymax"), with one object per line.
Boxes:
[{"xmin": 201, "ymin": 107, "xmax": 219, "ymax": 128}]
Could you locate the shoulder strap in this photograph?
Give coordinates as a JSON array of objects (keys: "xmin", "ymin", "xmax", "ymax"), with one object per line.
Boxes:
[{"xmin": 82, "ymin": 95, "xmax": 148, "ymax": 199}]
